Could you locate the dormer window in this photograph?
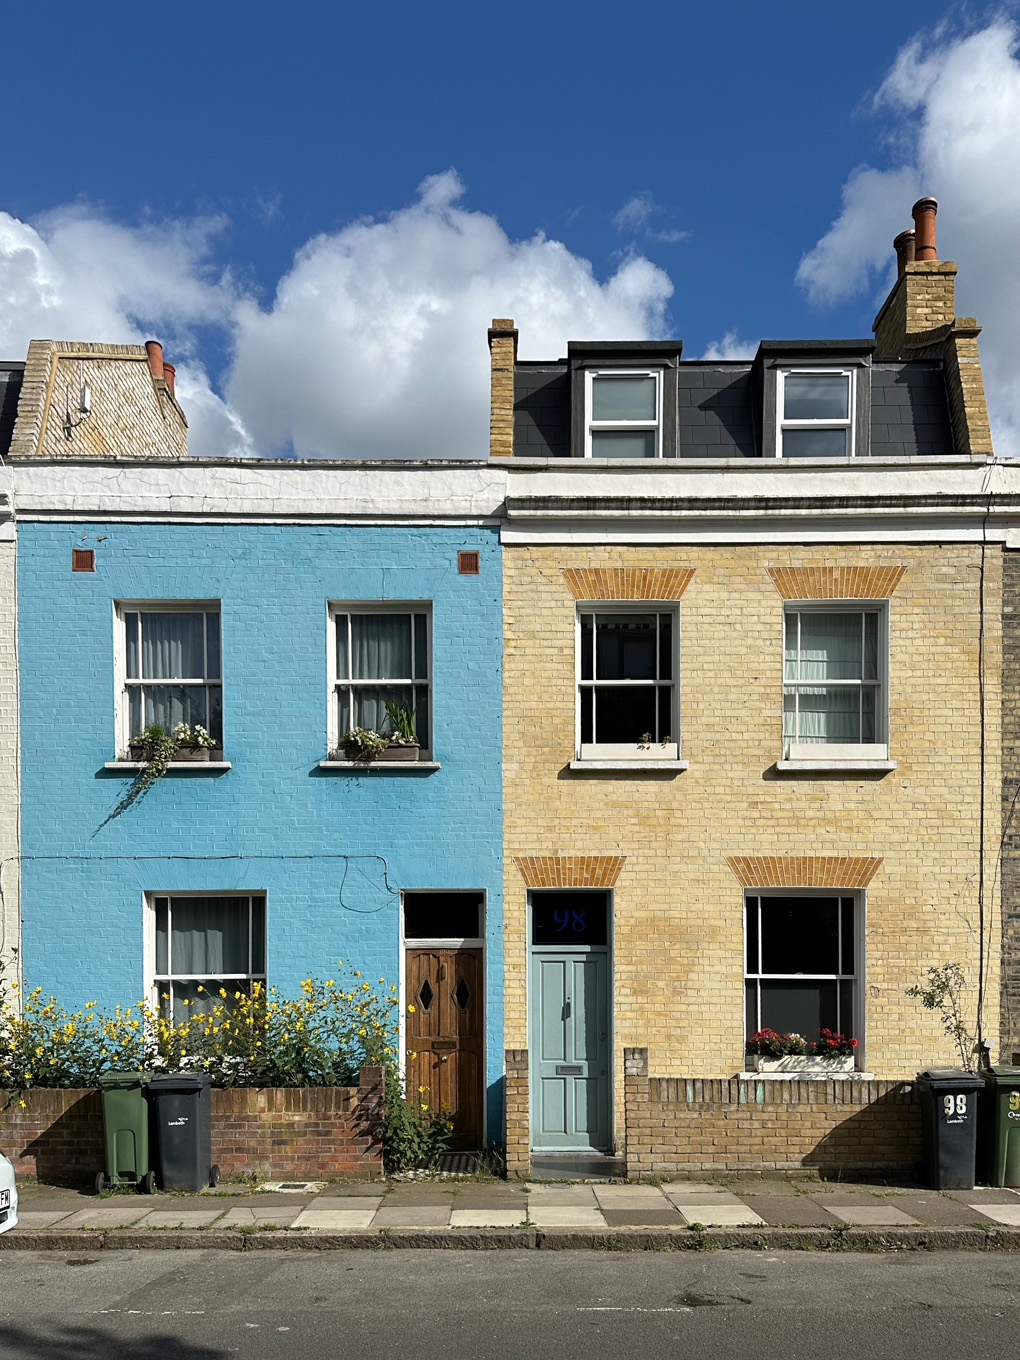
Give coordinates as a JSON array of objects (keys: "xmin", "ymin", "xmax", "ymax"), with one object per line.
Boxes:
[
  {"xmin": 586, "ymin": 370, "xmax": 661, "ymax": 458},
  {"xmin": 778, "ymin": 370, "xmax": 854, "ymax": 458}
]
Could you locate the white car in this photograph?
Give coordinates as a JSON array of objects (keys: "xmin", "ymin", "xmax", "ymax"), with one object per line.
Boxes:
[{"xmin": 0, "ymin": 1150, "xmax": 18, "ymax": 1234}]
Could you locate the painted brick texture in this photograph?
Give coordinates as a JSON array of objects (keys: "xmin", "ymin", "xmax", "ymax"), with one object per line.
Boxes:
[
  {"xmin": 0, "ymin": 536, "xmax": 19, "ymax": 984},
  {"xmin": 504, "ymin": 542, "xmax": 1001, "ymax": 1150},
  {"xmin": 17, "ymin": 521, "xmax": 505, "ymax": 1141},
  {"xmin": 0, "ymin": 1070, "xmax": 384, "ymax": 1183}
]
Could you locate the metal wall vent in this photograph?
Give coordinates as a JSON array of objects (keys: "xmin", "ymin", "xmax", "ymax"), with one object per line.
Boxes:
[
  {"xmin": 72, "ymin": 548, "xmax": 95, "ymax": 572},
  {"xmin": 458, "ymin": 551, "xmax": 480, "ymax": 575}
]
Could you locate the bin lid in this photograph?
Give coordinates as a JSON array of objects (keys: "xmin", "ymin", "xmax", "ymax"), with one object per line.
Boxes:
[
  {"xmin": 147, "ymin": 1072, "xmax": 212, "ymax": 1091},
  {"xmin": 982, "ymin": 1064, "xmax": 1020, "ymax": 1084},
  {"xmin": 917, "ymin": 1067, "xmax": 984, "ymax": 1088},
  {"xmin": 97, "ymin": 1071, "xmax": 152, "ymax": 1088}
]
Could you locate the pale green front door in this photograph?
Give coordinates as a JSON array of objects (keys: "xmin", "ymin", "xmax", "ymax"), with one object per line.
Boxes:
[{"xmin": 529, "ymin": 891, "xmax": 611, "ymax": 1152}]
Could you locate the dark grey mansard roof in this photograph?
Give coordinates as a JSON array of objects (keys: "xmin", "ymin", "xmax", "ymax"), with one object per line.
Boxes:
[
  {"xmin": 513, "ymin": 342, "xmax": 954, "ymax": 459},
  {"xmin": 0, "ymin": 363, "xmax": 24, "ymax": 459}
]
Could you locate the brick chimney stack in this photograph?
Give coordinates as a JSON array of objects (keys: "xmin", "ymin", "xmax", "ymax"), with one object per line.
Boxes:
[
  {"xmin": 873, "ymin": 197, "xmax": 992, "ymax": 456},
  {"xmin": 488, "ymin": 318, "xmax": 518, "ymax": 458}
]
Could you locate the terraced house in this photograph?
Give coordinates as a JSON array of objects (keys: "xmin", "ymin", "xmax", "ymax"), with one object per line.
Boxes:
[
  {"xmin": 4, "ymin": 339, "xmax": 507, "ymax": 1151},
  {"xmin": 493, "ymin": 197, "xmax": 1019, "ymax": 1177}
]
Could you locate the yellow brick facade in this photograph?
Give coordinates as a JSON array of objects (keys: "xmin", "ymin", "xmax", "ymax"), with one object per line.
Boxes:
[{"xmin": 503, "ymin": 542, "xmax": 1001, "ymax": 1146}]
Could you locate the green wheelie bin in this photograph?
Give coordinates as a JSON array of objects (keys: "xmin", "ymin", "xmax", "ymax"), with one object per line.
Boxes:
[
  {"xmin": 980, "ymin": 1064, "xmax": 1020, "ymax": 1187},
  {"xmin": 96, "ymin": 1071, "xmax": 155, "ymax": 1194}
]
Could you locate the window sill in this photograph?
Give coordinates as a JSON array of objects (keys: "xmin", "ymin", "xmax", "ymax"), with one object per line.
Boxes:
[
  {"xmin": 568, "ymin": 759, "xmax": 689, "ymax": 774},
  {"xmin": 317, "ymin": 760, "xmax": 441, "ymax": 772},
  {"xmin": 105, "ymin": 760, "xmax": 232, "ymax": 772},
  {"xmin": 776, "ymin": 759, "xmax": 896, "ymax": 773}
]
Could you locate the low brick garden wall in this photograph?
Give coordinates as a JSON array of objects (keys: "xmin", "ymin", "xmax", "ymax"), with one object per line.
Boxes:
[
  {"xmin": 504, "ymin": 1046, "xmax": 922, "ymax": 1178},
  {"xmin": 623, "ymin": 1048, "xmax": 921, "ymax": 1177},
  {"xmin": 0, "ymin": 1066, "xmax": 385, "ymax": 1184}
]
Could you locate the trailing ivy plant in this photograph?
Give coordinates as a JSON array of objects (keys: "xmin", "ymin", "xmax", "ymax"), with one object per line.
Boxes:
[{"xmin": 131, "ymin": 723, "xmax": 179, "ymax": 791}]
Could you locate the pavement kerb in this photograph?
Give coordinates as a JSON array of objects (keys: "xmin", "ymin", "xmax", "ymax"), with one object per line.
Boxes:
[{"xmin": 4, "ymin": 1226, "xmax": 1020, "ymax": 1252}]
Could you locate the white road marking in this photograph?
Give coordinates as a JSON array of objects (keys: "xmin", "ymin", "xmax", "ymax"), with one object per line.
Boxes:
[{"xmin": 576, "ymin": 1307, "xmax": 694, "ymax": 1314}]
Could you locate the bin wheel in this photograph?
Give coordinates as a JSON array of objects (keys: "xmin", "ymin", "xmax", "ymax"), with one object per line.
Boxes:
[
  {"xmin": 95, "ymin": 1172, "xmax": 107, "ymax": 1195},
  {"xmin": 141, "ymin": 1171, "xmax": 156, "ymax": 1195},
  {"xmin": 210, "ymin": 1165, "xmax": 221, "ymax": 1188}
]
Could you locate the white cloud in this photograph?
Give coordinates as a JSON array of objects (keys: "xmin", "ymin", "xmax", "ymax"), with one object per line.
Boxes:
[
  {"xmin": 226, "ymin": 170, "xmax": 674, "ymax": 458},
  {"xmin": 796, "ymin": 20, "xmax": 1020, "ymax": 453},
  {"xmin": 0, "ymin": 173, "xmax": 674, "ymax": 459},
  {"xmin": 612, "ymin": 191, "xmax": 690, "ymax": 246},
  {"xmin": 699, "ymin": 330, "xmax": 757, "ymax": 361}
]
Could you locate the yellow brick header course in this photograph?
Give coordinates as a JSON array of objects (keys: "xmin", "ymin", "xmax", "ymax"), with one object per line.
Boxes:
[
  {"xmin": 562, "ymin": 567, "xmax": 696, "ymax": 601},
  {"xmin": 726, "ymin": 856, "xmax": 884, "ymax": 888},
  {"xmin": 767, "ymin": 566, "xmax": 906, "ymax": 600},
  {"xmin": 513, "ymin": 856, "xmax": 626, "ymax": 888}
]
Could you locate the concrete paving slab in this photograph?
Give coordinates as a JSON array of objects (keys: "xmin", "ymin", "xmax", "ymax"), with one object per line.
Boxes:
[
  {"xmin": 739, "ymin": 1197, "xmax": 846, "ymax": 1227},
  {"xmin": 370, "ymin": 1206, "xmax": 452, "ymax": 1228},
  {"xmin": 662, "ymin": 1187, "xmax": 744, "ymax": 1206},
  {"xmin": 825, "ymin": 1206, "xmax": 921, "ymax": 1226},
  {"xmin": 309, "ymin": 1182, "xmax": 387, "ymax": 1197},
  {"xmin": 60, "ymin": 1205, "xmax": 155, "ymax": 1228},
  {"xmin": 526, "ymin": 1206, "xmax": 607, "ymax": 1228},
  {"xmin": 660, "ymin": 1182, "xmax": 736, "ymax": 1196},
  {"xmin": 600, "ymin": 1209, "xmax": 684, "ymax": 1227},
  {"xmin": 808, "ymin": 1191, "xmax": 890, "ymax": 1206},
  {"xmin": 523, "ymin": 1185, "xmax": 598, "ymax": 1204},
  {"xmin": 593, "ymin": 1185, "xmax": 668, "ymax": 1204},
  {"xmin": 138, "ymin": 1211, "xmax": 226, "ymax": 1229},
  {"xmin": 218, "ymin": 1208, "xmax": 301, "ymax": 1227},
  {"xmin": 948, "ymin": 1188, "xmax": 1020, "ymax": 1203},
  {"xmin": 969, "ymin": 1203, "xmax": 1020, "ymax": 1226},
  {"xmin": 877, "ymin": 1195, "xmax": 992, "ymax": 1227},
  {"xmin": 11, "ymin": 1212, "xmax": 75, "ymax": 1230},
  {"xmin": 449, "ymin": 1210, "xmax": 527, "ymax": 1228},
  {"xmin": 676, "ymin": 1204, "xmax": 765, "ymax": 1227},
  {"xmin": 291, "ymin": 1209, "xmax": 377, "ymax": 1230},
  {"xmin": 305, "ymin": 1196, "xmax": 384, "ymax": 1212}
]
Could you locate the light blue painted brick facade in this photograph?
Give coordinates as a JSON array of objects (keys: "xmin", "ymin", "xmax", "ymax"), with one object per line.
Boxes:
[{"xmin": 18, "ymin": 521, "xmax": 504, "ymax": 1139}]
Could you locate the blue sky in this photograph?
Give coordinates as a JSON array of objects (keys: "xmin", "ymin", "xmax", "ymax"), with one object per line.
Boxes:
[{"xmin": 2, "ymin": 2, "xmax": 1019, "ymax": 456}]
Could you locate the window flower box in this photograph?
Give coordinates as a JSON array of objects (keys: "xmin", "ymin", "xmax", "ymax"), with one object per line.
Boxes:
[
  {"xmin": 747, "ymin": 1053, "xmax": 855, "ymax": 1074},
  {"xmin": 131, "ymin": 743, "xmax": 213, "ymax": 763}
]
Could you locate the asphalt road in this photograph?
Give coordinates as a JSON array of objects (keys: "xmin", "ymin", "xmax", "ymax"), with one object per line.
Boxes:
[{"xmin": 1, "ymin": 1248, "xmax": 1019, "ymax": 1360}]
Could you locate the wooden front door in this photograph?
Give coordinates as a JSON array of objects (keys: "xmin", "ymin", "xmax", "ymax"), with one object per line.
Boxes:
[{"xmin": 406, "ymin": 948, "xmax": 483, "ymax": 1149}]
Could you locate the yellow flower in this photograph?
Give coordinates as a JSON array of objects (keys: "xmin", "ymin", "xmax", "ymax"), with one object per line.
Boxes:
[
  {"xmin": 407, "ymin": 1005, "xmax": 415, "ymax": 1014},
  {"xmin": 418, "ymin": 1085, "xmax": 427, "ymax": 1093}
]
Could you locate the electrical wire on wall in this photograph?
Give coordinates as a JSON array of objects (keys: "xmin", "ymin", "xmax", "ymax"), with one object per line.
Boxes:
[{"xmin": 0, "ymin": 851, "xmax": 400, "ymax": 931}]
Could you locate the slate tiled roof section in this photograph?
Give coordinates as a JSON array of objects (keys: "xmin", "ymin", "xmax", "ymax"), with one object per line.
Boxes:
[
  {"xmin": 513, "ymin": 856, "xmax": 626, "ymax": 888},
  {"xmin": 562, "ymin": 567, "xmax": 695, "ymax": 601},
  {"xmin": 766, "ymin": 566, "xmax": 907, "ymax": 600},
  {"xmin": 726, "ymin": 856, "xmax": 883, "ymax": 889},
  {"xmin": 512, "ymin": 357, "xmax": 955, "ymax": 459}
]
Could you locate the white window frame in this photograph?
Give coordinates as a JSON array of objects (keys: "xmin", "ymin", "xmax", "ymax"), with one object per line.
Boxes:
[
  {"xmin": 782, "ymin": 601, "xmax": 888, "ymax": 760},
  {"xmin": 575, "ymin": 602, "xmax": 680, "ymax": 760},
  {"xmin": 584, "ymin": 368, "xmax": 662, "ymax": 459},
  {"xmin": 146, "ymin": 891, "xmax": 266, "ymax": 1018},
  {"xmin": 777, "ymin": 368, "xmax": 855, "ymax": 459},
  {"xmin": 114, "ymin": 600, "xmax": 222, "ymax": 758},
  {"xmin": 327, "ymin": 602, "xmax": 433, "ymax": 757},
  {"xmin": 743, "ymin": 889, "xmax": 863, "ymax": 1064}
]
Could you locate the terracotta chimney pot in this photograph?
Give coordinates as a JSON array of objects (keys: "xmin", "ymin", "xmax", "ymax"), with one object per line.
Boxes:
[
  {"xmin": 162, "ymin": 361, "xmax": 176, "ymax": 398},
  {"xmin": 893, "ymin": 229, "xmax": 916, "ymax": 278},
  {"xmin": 912, "ymin": 197, "xmax": 938, "ymax": 261},
  {"xmin": 144, "ymin": 339, "xmax": 164, "ymax": 380}
]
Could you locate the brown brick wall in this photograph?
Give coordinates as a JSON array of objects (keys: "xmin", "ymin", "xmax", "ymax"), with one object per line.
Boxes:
[
  {"xmin": 623, "ymin": 1050, "xmax": 920, "ymax": 1176},
  {"xmin": 0, "ymin": 1069, "xmax": 384, "ymax": 1184},
  {"xmin": 504, "ymin": 1049, "xmax": 530, "ymax": 1178}
]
